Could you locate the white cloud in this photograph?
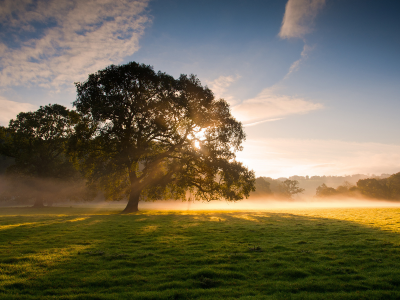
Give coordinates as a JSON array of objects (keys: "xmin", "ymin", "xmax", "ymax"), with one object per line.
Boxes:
[
  {"xmin": 206, "ymin": 75, "xmax": 240, "ymax": 104},
  {"xmin": 231, "ymin": 88, "xmax": 323, "ymax": 124},
  {"xmin": 0, "ymin": 0, "xmax": 150, "ymax": 89},
  {"xmin": 236, "ymin": 138, "xmax": 400, "ymax": 178},
  {"xmin": 0, "ymin": 97, "xmax": 37, "ymax": 126},
  {"xmin": 279, "ymin": 0, "xmax": 325, "ymax": 39}
]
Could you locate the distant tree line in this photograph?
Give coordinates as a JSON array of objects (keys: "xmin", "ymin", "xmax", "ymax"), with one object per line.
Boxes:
[
  {"xmin": 282, "ymin": 174, "xmax": 390, "ymax": 197},
  {"xmin": 315, "ymin": 182, "xmax": 358, "ymax": 198},
  {"xmin": 251, "ymin": 173, "xmax": 400, "ymax": 201},
  {"xmin": 316, "ymin": 173, "xmax": 400, "ymax": 200},
  {"xmin": 252, "ymin": 177, "xmax": 304, "ymax": 199}
]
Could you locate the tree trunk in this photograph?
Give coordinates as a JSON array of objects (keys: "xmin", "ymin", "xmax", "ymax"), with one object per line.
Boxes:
[
  {"xmin": 32, "ymin": 198, "xmax": 44, "ymax": 208},
  {"xmin": 121, "ymin": 189, "xmax": 140, "ymax": 214}
]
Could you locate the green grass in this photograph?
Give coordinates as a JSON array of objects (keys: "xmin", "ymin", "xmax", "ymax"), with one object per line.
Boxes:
[{"xmin": 1, "ymin": 207, "xmax": 400, "ymax": 299}]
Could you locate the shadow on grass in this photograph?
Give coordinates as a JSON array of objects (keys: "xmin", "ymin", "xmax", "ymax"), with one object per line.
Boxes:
[{"xmin": 1, "ymin": 207, "xmax": 400, "ymax": 299}]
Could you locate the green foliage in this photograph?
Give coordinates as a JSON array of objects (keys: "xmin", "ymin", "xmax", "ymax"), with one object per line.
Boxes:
[
  {"xmin": 1, "ymin": 207, "xmax": 400, "ymax": 299},
  {"xmin": 356, "ymin": 173, "xmax": 400, "ymax": 200},
  {"xmin": 71, "ymin": 62, "xmax": 255, "ymax": 211},
  {"xmin": 0, "ymin": 105, "xmax": 91, "ymax": 205},
  {"xmin": 386, "ymin": 173, "xmax": 400, "ymax": 199},
  {"xmin": 316, "ymin": 181, "xmax": 358, "ymax": 198},
  {"xmin": 348, "ymin": 173, "xmax": 400, "ymax": 200},
  {"xmin": 357, "ymin": 178, "xmax": 389, "ymax": 199},
  {"xmin": 0, "ymin": 104, "xmax": 79, "ymax": 178}
]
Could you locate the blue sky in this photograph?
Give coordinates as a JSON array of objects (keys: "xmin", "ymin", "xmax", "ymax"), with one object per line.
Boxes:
[{"xmin": 1, "ymin": 0, "xmax": 400, "ymax": 177}]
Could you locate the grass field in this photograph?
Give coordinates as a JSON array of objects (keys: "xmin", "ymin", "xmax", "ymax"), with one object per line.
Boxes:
[{"xmin": 1, "ymin": 206, "xmax": 400, "ymax": 299}]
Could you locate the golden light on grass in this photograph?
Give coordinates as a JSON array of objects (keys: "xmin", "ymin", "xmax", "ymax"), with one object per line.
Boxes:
[
  {"xmin": 0, "ymin": 222, "xmax": 38, "ymax": 230},
  {"xmin": 141, "ymin": 225, "xmax": 158, "ymax": 233},
  {"xmin": 1, "ymin": 207, "xmax": 400, "ymax": 298},
  {"xmin": 231, "ymin": 214, "xmax": 261, "ymax": 222}
]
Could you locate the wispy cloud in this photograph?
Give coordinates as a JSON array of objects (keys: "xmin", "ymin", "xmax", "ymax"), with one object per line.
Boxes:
[
  {"xmin": 0, "ymin": 96, "xmax": 37, "ymax": 126},
  {"xmin": 284, "ymin": 44, "xmax": 314, "ymax": 78},
  {"xmin": 243, "ymin": 118, "xmax": 283, "ymax": 127},
  {"xmin": 0, "ymin": 0, "xmax": 150, "ymax": 89},
  {"xmin": 236, "ymin": 138, "xmax": 400, "ymax": 178},
  {"xmin": 206, "ymin": 74, "xmax": 323, "ymax": 126},
  {"xmin": 206, "ymin": 75, "xmax": 240, "ymax": 105},
  {"xmin": 279, "ymin": 0, "xmax": 325, "ymax": 39},
  {"xmin": 231, "ymin": 88, "xmax": 323, "ymax": 125}
]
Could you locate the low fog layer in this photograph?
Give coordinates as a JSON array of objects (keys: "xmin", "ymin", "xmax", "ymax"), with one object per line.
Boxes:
[
  {"xmin": 54, "ymin": 197, "xmax": 400, "ymax": 211},
  {"xmin": 141, "ymin": 198, "xmax": 400, "ymax": 210}
]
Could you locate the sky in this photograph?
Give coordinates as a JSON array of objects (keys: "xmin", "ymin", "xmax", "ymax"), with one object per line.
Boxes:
[{"xmin": 1, "ymin": 0, "xmax": 400, "ymax": 178}]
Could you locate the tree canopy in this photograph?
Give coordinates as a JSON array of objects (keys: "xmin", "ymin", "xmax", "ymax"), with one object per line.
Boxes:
[
  {"xmin": 0, "ymin": 104, "xmax": 86, "ymax": 207},
  {"xmin": 71, "ymin": 62, "xmax": 255, "ymax": 213},
  {"xmin": 315, "ymin": 183, "xmax": 338, "ymax": 197},
  {"xmin": 280, "ymin": 179, "xmax": 304, "ymax": 198},
  {"xmin": 251, "ymin": 177, "xmax": 272, "ymax": 197}
]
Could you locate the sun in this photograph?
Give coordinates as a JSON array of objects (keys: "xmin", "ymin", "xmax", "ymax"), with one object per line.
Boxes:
[{"xmin": 190, "ymin": 127, "xmax": 207, "ymax": 150}]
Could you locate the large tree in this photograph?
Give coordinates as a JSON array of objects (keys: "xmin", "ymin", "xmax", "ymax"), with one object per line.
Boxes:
[
  {"xmin": 0, "ymin": 104, "xmax": 84, "ymax": 207},
  {"xmin": 72, "ymin": 62, "xmax": 255, "ymax": 213}
]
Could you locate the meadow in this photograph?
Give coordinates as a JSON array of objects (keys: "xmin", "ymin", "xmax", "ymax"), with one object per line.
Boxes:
[{"xmin": 1, "ymin": 206, "xmax": 400, "ymax": 299}]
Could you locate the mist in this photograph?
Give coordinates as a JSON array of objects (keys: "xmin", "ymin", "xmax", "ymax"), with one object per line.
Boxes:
[
  {"xmin": 144, "ymin": 197, "xmax": 400, "ymax": 210},
  {"xmin": 53, "ymin": 196, "xmax": 400, "ymax": 212},
  {"xmin": 0, "ymin": 174, "xmax": 95, "ymax": 207},
  {"xmin": 2, "ymin": 172, "xmax": 400, "ymax": 211}
]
